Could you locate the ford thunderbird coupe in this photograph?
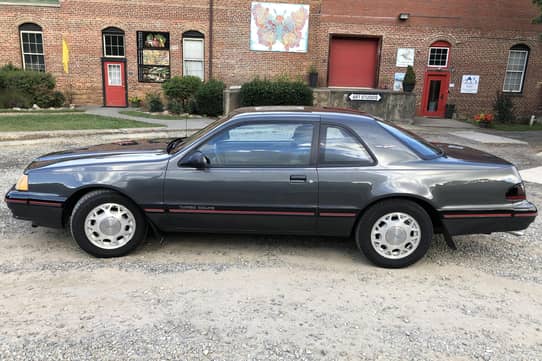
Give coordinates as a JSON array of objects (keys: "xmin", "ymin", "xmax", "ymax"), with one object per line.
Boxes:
[{"xmin": 5, "ymin": 107, "xmax": 537, "ymax": 268}]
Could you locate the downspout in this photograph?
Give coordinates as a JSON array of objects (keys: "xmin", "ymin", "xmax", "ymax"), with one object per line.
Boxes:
[{"xmin": 209, "ymin": 0, "xmax": 214, "ymax": 80}]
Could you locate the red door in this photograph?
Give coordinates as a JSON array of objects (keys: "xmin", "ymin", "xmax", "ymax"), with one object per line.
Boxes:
[
  {"xmin": 103, "ymin": 60, "xmax": 127, "ymax": 107},
  {"xmin": 328, "ymin": 38, "xmax": 379, "ymax": 88},
  {"xmin": 420, "ymin": 72, "xmax": 449, "ymax": 117}
]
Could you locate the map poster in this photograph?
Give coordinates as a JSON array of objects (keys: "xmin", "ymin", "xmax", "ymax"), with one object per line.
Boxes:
[
  {"xmin": 460, "ymin": 75, "xmax": 480, "ymax": 94},
  {"xmin": 396, "ymin": 48, "xmax": 415, "ymax": 67},
  {"xmin": 250, "ymin": 2, "xmax": 310, "ymax": 53},
  {"xmin": 143, "ymin": 50, "xmax": 170, "ymax": 66}
]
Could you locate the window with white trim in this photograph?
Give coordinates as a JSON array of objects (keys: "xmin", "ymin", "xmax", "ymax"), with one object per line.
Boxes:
[
  {"xmin": 102, "ymin": 27, "xmax": 125, "ymax": 58},
  {"xmin": 107, "ymin": 64, "xmax": 122, "ymax": 86},
  {"xmin": 182, "ymin": 31, "xmax": 204, "ymax": 80},
  {"xmin": 428, "ymin": 47, "xmax": 449, "ymax": 67},
  {"xmin": 19, "ymin": 23, "xmax": 45, "ymax": 72},
  {"xmin": 503, "ymin": 45, "xmax": 529, "ymax": 93}
]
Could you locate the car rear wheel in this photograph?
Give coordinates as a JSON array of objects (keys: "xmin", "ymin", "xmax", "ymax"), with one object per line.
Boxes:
[
  {"xmin": 355, "ymin": 200, "xmax": 433, "ymax": 268},
  {"xmin": 70, "ymin": 190, "xmax": 147, "ymax": 258}
]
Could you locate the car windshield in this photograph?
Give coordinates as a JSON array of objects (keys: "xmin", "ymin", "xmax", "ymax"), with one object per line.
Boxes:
[
  {"xmin": 168, "ymin": 115, "xmax": 231, "ymax": 153},
  {"xmin": 377, "ymin": 120, "xmax": 443, "ymax": 159}
]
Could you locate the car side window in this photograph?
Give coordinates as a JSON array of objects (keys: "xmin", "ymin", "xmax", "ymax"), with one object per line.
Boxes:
[
  {"xmin": 320, "ymin": 125, "xmax": 373, "ymax": 166},
  {"xmin": 197, "ymin": 122, "xmax": 314, "ymax": 167}
]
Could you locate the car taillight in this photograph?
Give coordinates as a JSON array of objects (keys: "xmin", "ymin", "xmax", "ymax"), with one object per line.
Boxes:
[{"xmin": 506, "ymin": 183, "xmax": 526, "ymax": 201}]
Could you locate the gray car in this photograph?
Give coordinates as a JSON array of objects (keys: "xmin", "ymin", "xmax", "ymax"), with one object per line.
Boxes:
[{"xmin": 5, "ymin": 107, "xmax": 537, "ymax": 268}]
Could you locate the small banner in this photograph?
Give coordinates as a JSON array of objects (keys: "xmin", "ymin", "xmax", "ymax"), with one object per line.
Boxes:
[{"xmin": 62, "ymin": 38, "xmax": 69, "ymax": 74}]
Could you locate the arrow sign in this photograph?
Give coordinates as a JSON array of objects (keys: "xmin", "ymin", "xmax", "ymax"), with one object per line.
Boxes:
[{"xmin": 348, "ymin": 93, "xmax": 382, "ymax": 102}]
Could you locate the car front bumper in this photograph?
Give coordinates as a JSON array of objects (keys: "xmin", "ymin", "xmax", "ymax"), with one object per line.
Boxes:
[
  {"xmin": 5, "ymin": 188, "xmax": 65, "ymax": 228},
  {"xmin": 440, "ymin": 201, "xmax": 537, "ymax": 236}
]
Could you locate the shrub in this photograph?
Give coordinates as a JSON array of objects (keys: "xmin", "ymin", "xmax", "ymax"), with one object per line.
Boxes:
[
  {"xmin": 195, "ymin": 79, "xmax": 225, "ymax": 116},
  {"xmin": 0, "ymin": 64, "xmax": 61, "ymax": 108},
  {"xmin": 167, "ymin": 99, "xmax": 183, "ymax": 114},
  {"xmin": 0, "ymin": 89, "xmax": 31, "ymax": 108},
  {"xmin": 144, "ymin": 92, "xmax": 164, "ymax": 112},
  {"xmin": 162, "ymin": 76, "xmax": 202, "ymax": 110},
  {"xmin": 403, "ymin": 65, "xmax": 416, "ymax": 86},
  {"xmin": 493, "ymin": 91, "xmax": 515, "ymax": 123},
  {"xmin": 239, "ymin": 78, "xmax": 313, "ymax": 107}
]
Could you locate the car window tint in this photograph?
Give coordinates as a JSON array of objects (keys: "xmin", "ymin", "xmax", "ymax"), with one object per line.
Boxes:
[
  {"xmin": 377, "ymin": 121, "xmax": 442, "ymax": 159},
  {"xmin": 198, "ymin": 123, "xmax": 314, "ymax": 167},
  {"xmin": 321, "ymin": 126, "xmax": 372, "ymax": 165}
]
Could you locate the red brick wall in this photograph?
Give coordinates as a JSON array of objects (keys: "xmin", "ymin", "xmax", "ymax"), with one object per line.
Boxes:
[{"xmin": 0, "ymin": 0, "xmax": 540, "ymax": 118}]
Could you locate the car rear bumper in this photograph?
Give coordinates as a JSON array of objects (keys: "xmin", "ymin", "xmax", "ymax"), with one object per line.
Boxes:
[
  {"xmin": 441, "ymin": 201, "xmax": 537, "ymax": 236},
  {"xmin": 5, "ymin": 188, "xmax": 65, "ymax": 228}
]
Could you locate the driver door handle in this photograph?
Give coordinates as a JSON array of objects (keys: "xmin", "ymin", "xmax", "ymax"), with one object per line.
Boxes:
[{"xmin": 290, "ymin": 175, "xmax": 307, "ymax": 183}]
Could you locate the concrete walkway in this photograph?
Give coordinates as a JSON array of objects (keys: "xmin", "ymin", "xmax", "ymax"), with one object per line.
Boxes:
[
  {"xmin": 84, "ymin": 106, "xmax": 215, "ymax": 130},
  {"xmin": 413, "ymin": 117, "xmax": 476, "ymax": 129}
]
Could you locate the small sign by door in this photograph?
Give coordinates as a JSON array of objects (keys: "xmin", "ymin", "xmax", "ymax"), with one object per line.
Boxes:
[{"xmin": 102, "ymin": 59, "xmax": 127, "ymax": 107}]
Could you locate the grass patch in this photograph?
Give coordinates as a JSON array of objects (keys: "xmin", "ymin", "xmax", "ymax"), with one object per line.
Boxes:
[
  {"xmin": 0, "ymin": 114, "xmax": 162, "ymax": 132},
  {"xmin": 120, "ymin": 110, "xmax": 190, "ymax": 120},
  {"xmin": 0, "ymin": 108, "xmax": 84, "ymax": 113},
  {"xmin": 491, "ymin": 122, "xmax": 542, "ymax": 131}
]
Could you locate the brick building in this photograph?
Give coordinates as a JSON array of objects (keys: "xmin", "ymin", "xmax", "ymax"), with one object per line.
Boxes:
[{"xmin": 0, "ymin": 0, "xmax": 540, "ymax": 119}]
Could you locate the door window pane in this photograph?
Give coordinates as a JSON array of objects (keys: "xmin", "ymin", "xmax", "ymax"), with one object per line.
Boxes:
[
  {"xmin": 320, "ymin": 126, "xmax": 372, "ymax": 165},
  {"xmin": 198, "ymin": 123, "xmax": 314, "ymax": 166},
  {"xmin": 107, "ymin": 64, "xmax": 122, "ymax": 86}
]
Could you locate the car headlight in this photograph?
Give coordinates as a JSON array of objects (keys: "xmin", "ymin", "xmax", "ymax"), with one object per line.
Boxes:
[{"xmin": 15, "ymin": 174, "xmax": 28, "ymax": 191}]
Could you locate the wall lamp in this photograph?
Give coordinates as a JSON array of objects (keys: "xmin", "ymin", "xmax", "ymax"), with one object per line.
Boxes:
[{"xmin": 398, "ymin": 13, "xmax": 410, "ymax": 21}]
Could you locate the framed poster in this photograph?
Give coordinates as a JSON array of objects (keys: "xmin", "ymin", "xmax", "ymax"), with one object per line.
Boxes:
[
  {"xmin": 137, "ymin": 31, "xmax": 171, "ymax": 82},
  {"xmin": 393, "ymin": 72, "xmax": 405, "ymax": 91},
  {"xmin": 460, "ymin": 75, "xmax": 480, "ymax": 94},
  {"xmin": 396, "ymin": 48, "xmax": 415, "ymax": 67},
  {"xmin": 250, "ymin": 2, "xmax": 310, "ymax": 53}
]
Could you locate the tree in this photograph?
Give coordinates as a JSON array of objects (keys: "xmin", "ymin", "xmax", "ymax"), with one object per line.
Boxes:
[{"xmin": 533, "ymin": 0, "xmax": 542, "ymax": 23}]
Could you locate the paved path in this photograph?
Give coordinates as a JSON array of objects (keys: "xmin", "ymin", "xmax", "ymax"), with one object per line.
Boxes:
[
  {"xmin": 413, "ymin": 117, "xmax": 476, "ymax": 129},
  {"xmin": 450, "ymin": 131, "xmax": 528, "ymax": 145},
  {"xmin": 84, "ymin": 106, "xmax": 214, "ymax": 130}
]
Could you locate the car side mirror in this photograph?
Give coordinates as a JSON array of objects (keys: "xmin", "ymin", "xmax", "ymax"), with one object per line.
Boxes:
[{"xmin": 179, "ymin": 151, "xmax": 209, "ymax": 169}]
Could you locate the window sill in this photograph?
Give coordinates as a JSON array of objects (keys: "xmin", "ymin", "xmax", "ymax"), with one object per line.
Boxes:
[
  {"xmin": 502, "ymin": 92, "xmax": 524, "ymax": 97},
  {"xmin": 0, "ymin": 1, "xmax": 60, "ymax": 7}
]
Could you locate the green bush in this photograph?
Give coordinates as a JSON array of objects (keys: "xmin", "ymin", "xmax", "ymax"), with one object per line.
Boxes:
[
  {"xmin": 403, "ymin": 65, "xmax": 416, "ymax": 86},
  {"xmin": 493, "ymin": 91, "xmax": 515, "ymax": 123},
  {"xmin": 0, "ymin": 89, "xmax": 31, "ymax": 108},
  {"xmin": 144, "ymin": 92, "xmax": 164, "ymax": 112},
  {"xmin": 239, "ymin": 78, "xmax": 313, "ymax": 107},
  {"xmin": 195, "ymin": 79, "xmax": 225, "ymax": 116},
  {"xmin": 162, "ymin": 76, "xmax": 202, "ymax": 109},
  {"xmin": 167, "ymin": 99, "xmax": 183, "ymax": 114},
  {"xmin": 0, "ymin": 63, "xmax": 62, "ymax": 108}
]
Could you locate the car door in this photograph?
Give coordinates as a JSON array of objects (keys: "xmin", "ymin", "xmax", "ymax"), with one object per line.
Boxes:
[
  {"xmin": 316, "ymin": 120, "xmax": 377, "ymax": 236},
  {"xmin": 162, "ymin": 116, "xmax": 319, "ymax": 234}
]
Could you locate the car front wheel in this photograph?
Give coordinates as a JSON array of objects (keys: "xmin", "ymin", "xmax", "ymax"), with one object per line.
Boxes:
[
  {"xmin": 356, "ymin": 200, "xmax": 433, "ymax": 268},
  {"xmin": 70, "ymin": 190, "xmax": 147, "ymax": 258}
]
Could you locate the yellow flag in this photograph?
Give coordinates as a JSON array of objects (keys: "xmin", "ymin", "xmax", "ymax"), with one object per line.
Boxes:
[{"xmin": 62, "ymin": 38, "xmax": 69, "ymax": 74}]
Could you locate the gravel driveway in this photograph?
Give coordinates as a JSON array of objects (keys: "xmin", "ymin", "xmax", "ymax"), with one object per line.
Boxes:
[{"xmin": 1, "ymin": 130, "xmax": 541, "ymax": 360}]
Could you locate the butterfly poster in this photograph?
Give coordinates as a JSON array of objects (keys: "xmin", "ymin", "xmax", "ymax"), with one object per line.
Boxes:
[{"xmin": 250, "ymin": 2, "xmax": 310, "ymax": 53}]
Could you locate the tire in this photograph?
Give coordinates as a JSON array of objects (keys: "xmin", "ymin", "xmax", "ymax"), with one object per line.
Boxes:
[
  {"xmin": 355, "ymin": 200, "xmax": 433, "ymax": 268},
  {"xmin": 69, "ymin": 190, "xmax": 147, "ymax": 258}
]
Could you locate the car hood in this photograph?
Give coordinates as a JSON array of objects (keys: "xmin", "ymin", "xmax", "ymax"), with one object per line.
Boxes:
[
  {"xmin": 26, "ymin": 138, "xmax": 173, "ymax": 171},
  {"xmin": 434, "ymin": 142, "xmax": 512, "ymax": 166}
]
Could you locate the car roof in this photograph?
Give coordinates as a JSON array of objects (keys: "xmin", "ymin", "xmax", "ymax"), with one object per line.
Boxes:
[{"xmin": 228, "ymin": 106, "xmax": 377, "ymax": 123}]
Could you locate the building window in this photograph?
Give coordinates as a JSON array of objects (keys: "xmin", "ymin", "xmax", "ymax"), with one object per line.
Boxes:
[
  {"xmin": 182, "ymin": 31, "xmax": 205, "ymax": 80},
  {"xmin": 107, "ymin": 64, "xmax": 122, "ymax": 86},
  {"xmin": 503, "ymin": 44, "xmax": 529, "ymax": 93},
  {"xmin": 19, "ymin": 23, "xmax": 45, "ymax": 72},
  {"xmin": 102, "ymin": 27, "xmax": 125, "ymax": 58},
  {"xmin": 428, "ymin": 48, "xmax": 449, "ymax": 67}
]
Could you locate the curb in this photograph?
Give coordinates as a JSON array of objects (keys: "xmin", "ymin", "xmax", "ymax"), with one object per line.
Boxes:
[{"xmin": 0, "ymin": 127, "xmax": 190, "ymax": 142}]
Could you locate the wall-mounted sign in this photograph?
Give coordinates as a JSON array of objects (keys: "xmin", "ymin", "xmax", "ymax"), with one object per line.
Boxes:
[
  {"xmin": 250, "ymin": 2, "xmax": 310, "ymax": 53},
  {"xmin": 137, "ymin": 31, "xmax": 171, "ymax": 83},
  {"xmin": 393, "ymin": 72, "xmax": 405, "ymax": 91},
  {"xmin": 396, "ymin": 48, "xmax": 415, "ymax": 67},
  {"xmin": 460, "ymin": 75, "xmax": 480, "ymax": 94},
  {"xmin": 349, "ymin": 93, "xmax": 382, "ymax": 102}
]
